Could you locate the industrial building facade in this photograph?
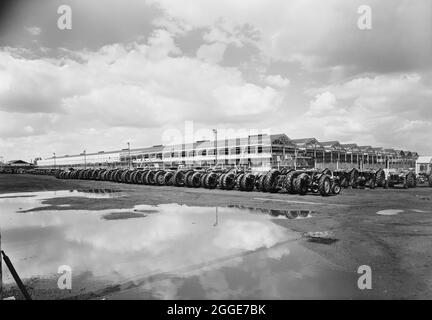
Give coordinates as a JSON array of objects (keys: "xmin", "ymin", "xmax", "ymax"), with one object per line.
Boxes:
[{"xmin": 36, "ymin": 133, "xmax": 418, "ymax": 172}]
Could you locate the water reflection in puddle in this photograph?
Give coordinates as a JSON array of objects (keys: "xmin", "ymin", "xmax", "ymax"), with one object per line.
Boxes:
[
  {"xmin": 0, "ymin": 191, "xmax": 360, "ymax": 299},
  {"xmin": 376, "ymin": 209, "xmax": 404, "ymax": 216},
  {"xmin": 228, "ymin": 205, "xmax": 313, "ymax": 220}
]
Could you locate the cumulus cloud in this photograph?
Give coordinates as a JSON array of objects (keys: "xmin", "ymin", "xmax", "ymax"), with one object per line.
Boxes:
[
  {"xmin": 25, "ymin": 26, "xmax": 41, "ymax": 36},
  {"xmin": 263, "ymin": 74, "xmax": 290, "ymax": 88},
  {"xmin": 1, "ymin": 0, "xmax": 431, "ymax": 160},
  {"xmin": 304, "ymin": 73, "xmax": 432, "ymax": 151},
  {"xmin": 196, "ymin": 42, "xmax": 227, "ymax": 63},
  {"xmin": 151, "ymin": 0, "xmax": 432, "ymax": 73},
  {"xmin": 0, "ymin": 28, "xmax": 284, "ymax": 159}
]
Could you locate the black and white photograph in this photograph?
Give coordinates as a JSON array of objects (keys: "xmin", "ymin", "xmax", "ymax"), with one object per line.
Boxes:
[{"xmin": 0, "ymin": 0, "xmax": 431, "ymax": 309}]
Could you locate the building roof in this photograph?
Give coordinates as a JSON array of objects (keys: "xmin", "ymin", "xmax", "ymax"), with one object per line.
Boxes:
[
  {"xmin": 320, "ymin": 141, "xmax": 344, "ymax": 149},
  {"xmin": 292, "ymin": 138, "xmax": 323, "ymax": 149},
  {"xmin": 417, "ymin": 156, "xmax": 432, "ymax": 163},
  {"xmin": 6, "ymin": 160, "xmax": 32, "ymax": 165},
  {"xmin": 270, "ymin": 134, "xmax": 296, "ymax": 147}
]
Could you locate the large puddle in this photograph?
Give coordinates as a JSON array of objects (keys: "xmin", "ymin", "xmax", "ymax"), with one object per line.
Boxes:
[{"xmin": 0, "ymin": 191, "xmax": 362, "ymax": 299}]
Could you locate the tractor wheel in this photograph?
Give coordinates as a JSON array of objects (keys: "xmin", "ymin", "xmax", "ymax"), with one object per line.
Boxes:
[
  {"xmin": 349, "ymin": 168, "xmax": 359, "ymax": 187},
  {"xmin": 120, "ymin": 170, "xmax": 128, "ymax": 183},
  {"xmin": 191, "ymin": 172, "xmax": 202, "ymax": 188},
  {"xmin": 154, "ymin": 170, "xmax": 166, "ymax": 186},
  {"xmin": 406, "ymin": 172, "xmax": 416, "ymax": 188},
  {"xmin": 318, "ymin": 174, "xmax": 332, "ymax": 196},
  {"xmin": 285, "ymin": 170, "xmax": 301, "ymax": 194},
  {"xmin": 222, "ymin": 173, "xmax": 236, "ymax": 190},
  {"xmin": 125, "ymin": 170, "xmax": 134, "ymax": 183},
  {"xmin": 294, "ymin": 173, "xmax": 309, "ymax": 195},
  {"xmin": 340, "ymin": 176, "xmax": 349, "ymax": 188},
  {"xmin": 331, "ymin": 183, "xmax": 341, "ymax": 195},
  {"xmin": 403, "ymin": 177, "xmax": 409, "ymax": 189},
  {"xmin": 138, "ymin": 170, "xmax": 148, "ymax": 184},
  {"xmin": 255, "ymin": 174, "xmax": 266, "ymax": 191},
  {"xmin": 102, "ymin": 170, "xmax": 110, "ymax": 181},
  {"xmin": 239, "ymin": 173, "xmax": 255, "ymax": 192},
  {"xmin": 264, "ymin": 169, "xmax": 280, "ymax": 193},
  {"xmin": 173, "ymin": 170, "xmax": 186, "ymax": 187},
  {"xmin": 78, "ymin": 170, "xmax": 85, "ymax": 180},
  {"xmin": 108, "ymin": 170, "xmax": 115, "ymax": 181},
  {"xmin": 133, "ymin": 170, "xmax": 142, "ymax": 184},
  {"xmin": 130, "ymin": 170, "xmax": 138, "ymax": 184},
  {"xmin": 375, "ymin": 169, "xmax": 385, "ymax": 187},
  {"xmin": 205, "ymin": 172, "xmax": 219, "ymax": 189},
  {"xmin": 184, "ymin": 171, "xmax": 195, "ymax": 188},
  {"xmin": 218, "ymin": 173, "xmax": 226, "ymax": 189},
  {"xmin": 200, "ymin": 173, "xmax": 208, "ymax": 188},
  {"xmin": 146, "ymin": 171, "xmax": 156, "ymax": 185},
  {"xmin": 163, "ymin": 171, "xmax": 174, "ymax": 186}
]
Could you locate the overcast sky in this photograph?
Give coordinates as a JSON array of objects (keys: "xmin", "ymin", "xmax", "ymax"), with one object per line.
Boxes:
[{"xmin": 0, "ymin": 0, "xmax": 431, "ymax": 161}]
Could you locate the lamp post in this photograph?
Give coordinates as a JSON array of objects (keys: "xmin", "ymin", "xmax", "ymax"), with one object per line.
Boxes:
[
  {"xmin": 127, "ymin": 142, "xmax": 131, "ymax": 169},
  {"xmin": 83, "ymin": 150, "xmax": 87, "ymax": 169},
  {"xmin": 53, "ymin": 152, "xmax": 56, "ymax": 169},
  {"xmin": 314, "ymin": 143, "xmax": 317, "ymax": 169},
  {"xmin": 212, "ymin": 129, "xmax": 218, "ymax": 167}
]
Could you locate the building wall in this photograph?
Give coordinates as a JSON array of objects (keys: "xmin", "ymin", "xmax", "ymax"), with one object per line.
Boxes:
[{"xmin": 36, "ymin": 134, "xmax": 418, "ymax": 172}]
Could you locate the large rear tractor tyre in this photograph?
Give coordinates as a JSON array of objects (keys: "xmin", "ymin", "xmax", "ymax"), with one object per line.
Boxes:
[
  {"xmin": 145, "ymin": 170, "xmax": 156, "ymax": 185},
  {"xmin": 134, "ymin": 170, "xmax": 143, "ymax": 184},
  {"xmin": 294, "ymin": 173, "xmax": 310, "ymax": 195},
  {"xmin": 239, "ymin": 173, "xmax": 255, "ymax": 192},
  {"xmin": 406, "ymin": 172, "xmax": 416, "ymax": 188},
  {"xmin": 263, "ymin": 169, "xmax": 280, "ymax": 193},
  {"xmin": 375, "ymin": 169, "xmax": 385, "ymax": 187},
  {"xmin": 285, "ymin": 171, "xmax": 301, "ymax": 194},
  {"xmin": 205, "ymin": 172, "xmax": 219, "ymax": 189},
  {"xmin": 184, "ymin": 171, "xmax": 195, "ymax": 188},
  {"xmin": 155, "ymin": 170, "xmax": 166, "ymax": 186},
  {"xmin": 200, "ymin": 173, "xmax": 208, "ymax": 188},
  {"xmin": 349, "ymin": 168, "xmax": 359, "ymax": 188},
  {"xmin": 191, "ymin": 172, "xmax": 202, "ymax": 188},
  {"xmin": 318, "ymin": 174, "xmax": 332, "ymax": 196},
  {"xmin": 222, "ymin": 173, "xmax": 236, "ymax": 190},
  {"xmin": 173, "ymin": 170, "xmax": 186, "ymax": 187},
  {"xmin": 255, "ymin": 174, "xmax": 266, "ymax": 192},
  {"xmin": 163, "ymin": 171, "xmax": 174, "ymax": 186}
]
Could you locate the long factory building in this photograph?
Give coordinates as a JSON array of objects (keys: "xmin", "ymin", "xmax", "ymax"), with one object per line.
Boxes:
[{"xmin": 36, "ymin": 133, "xmax": 418, "ymax": 172}]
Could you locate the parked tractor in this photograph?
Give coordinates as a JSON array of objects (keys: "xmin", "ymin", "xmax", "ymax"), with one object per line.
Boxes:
[
  {"xmin": 416, "ymin": 172, "xmax": 432, "ymax": 187},
  {"xmin": 383, "ymin": 169, "xmax": 416, "ymax": 189}
]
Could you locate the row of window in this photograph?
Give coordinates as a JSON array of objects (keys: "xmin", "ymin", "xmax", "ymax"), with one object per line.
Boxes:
[{"xmin": 121, "ymin": 146, "xmax": 269, "ymax": 161}]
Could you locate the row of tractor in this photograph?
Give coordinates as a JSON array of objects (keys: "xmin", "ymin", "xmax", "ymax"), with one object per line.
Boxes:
[
  {"xmin": 6, "ymin": 166, "xmax": 431, "ymax": 195},
  {"xmin": 53, "ymin": 167, "xmax": 342, "ymax": 196}
]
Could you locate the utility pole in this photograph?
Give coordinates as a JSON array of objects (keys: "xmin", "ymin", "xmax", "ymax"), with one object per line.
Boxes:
[
  {"xmin": 83, "ymin": 150, "xmax": 87, "ymax": 169},
  {"xmin": 53, "ymin": 152, "xmax": 56, "ymax": 169},
  {"xmin": 213, "ymin": 129, "xmax": 218, "ymax": 167},
  {"xmin": 314, "ymin": 143, "xmax": 317, "ymax": 169},
  {"xmin": 127, "ymin": 142, "xmax": 131, "ymax": 169}
]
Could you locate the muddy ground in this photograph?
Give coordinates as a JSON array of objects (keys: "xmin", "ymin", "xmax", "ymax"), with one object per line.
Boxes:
[{"xmin": 1, "ymin": 174, "xmax": 432, "ymax": 299}]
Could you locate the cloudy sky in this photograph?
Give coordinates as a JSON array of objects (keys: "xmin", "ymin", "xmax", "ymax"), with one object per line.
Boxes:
[{"xmin": 0, "ymin": 0, "xmax": 431, "ymax": 161}]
